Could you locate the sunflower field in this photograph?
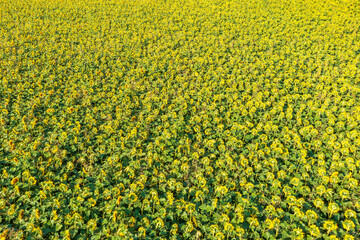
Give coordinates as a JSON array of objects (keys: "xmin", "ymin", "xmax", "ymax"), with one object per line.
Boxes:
[{"xmin": 1, "ymin": 0, "xmax": 360, "ymax": 239}]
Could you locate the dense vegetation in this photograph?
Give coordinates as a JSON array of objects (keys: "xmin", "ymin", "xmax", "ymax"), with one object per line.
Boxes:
[{"xmin": 1, "ymin": 0, "xmax": 360, "ymax": 239}]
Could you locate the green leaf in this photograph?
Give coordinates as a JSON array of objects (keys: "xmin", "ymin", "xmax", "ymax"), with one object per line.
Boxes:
[{"xmin": 55, "ymin": 223, "xmax": 62, "ymax": 231}]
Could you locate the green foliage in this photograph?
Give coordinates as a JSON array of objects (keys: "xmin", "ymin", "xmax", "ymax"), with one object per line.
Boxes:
[{"xmin": 1, "ymin": 0, "xmax": 360, "ymax": 239}]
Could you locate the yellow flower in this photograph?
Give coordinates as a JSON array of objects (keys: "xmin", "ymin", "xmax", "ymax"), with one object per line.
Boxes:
[
  {"xmin": 87, "ymin": 219, "xmax": 97, "ymax": 230},
  {"xmin": 290, "ymin": 177, "xmax": 301, "ymax": 187},
  {"xmin": 273, "ymin": 218, "xmax": 280, "ymax": 227},
  {"xmin": 248, "ymin": 216, "xmax": 259, "ymax": 227},
  {"xmin": 138, "ymin": 227, "xmax": 146, "ymax": 237},
  {"xmin": 35, "ymin": 208, "xmax": 40, "ymax": 219},
  {"xmin": 112, "ymin": 211, "xmax": 117, "ymax": 222},
  {"xmin": 128, "ymin": 193, "xmax": 138, "ymax": 202},
  {"xmin": 29, "ymin": 177, "xmax": 37, "ymax": 185},
  {"xmin": 309, "ymin": 225, "xmax": 320, "ymax": 237},
  {"xmin": 52, "ymin": 210, "xmax": 58, "ymax": 220},
  {"xmin": 323, "ymin": 220, "xmax": 338, "ymax": 234},
  {"xmin": 292, "ymin": 227, "xmax": 304, "ymax": 239},
  {"xmin": 11, "ymin": 177, "xmax": 19, "ymax": 185},
  {"xmin": 2, "ymin": 170, "xmax": 8, "ymax": 178},
  {"xmin": 186, "ymin": 203, "xmax": 196, "ymax": 214},
  {"xmin": 59, "ymin": 183, "xmax": 68, "ymax": 192},
  {"xmin": 328, "ymin": 202, "xmax": 339, "ymax": 217},
  {"xmin": 343, "ymin": 234, "xmax": 355, "ymax": 240},
  {"xmin": 345, "ymin": 209, "xmax": 357, "ymax": 219},
  {"xmin": 224, "ymin": 222, "xmax": 234, "ymax": 232},
  {"xmin": 18, "ymin": 209, "xmax": 24, "ymax": 220},
  {"xmin": 170, "ymin": 224, "xmax": 178, "ymax": 235},
  {"xmin": 39, "ymin": 190, "xmax": 46, "ymax": 199},
  {"xmin": 342, "ymin": 219, "xmax": 355, "ymax": 231},
  {"xmin": 88, "ymin": 198, "xmax": 97, "ymax": 207},
  {"xmin": 265, "ymin": 218, "xmax": 274, "ymax": 229}
]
